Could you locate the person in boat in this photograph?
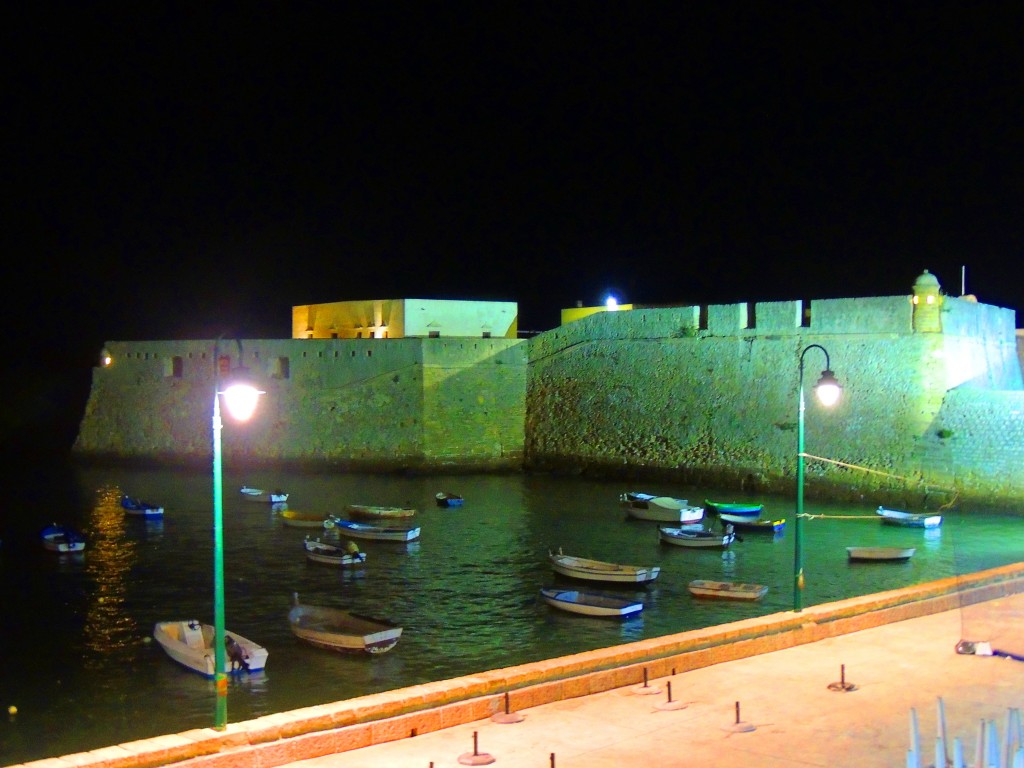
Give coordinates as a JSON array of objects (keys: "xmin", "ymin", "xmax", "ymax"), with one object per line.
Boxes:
[
  {"xmin": 224, "ymin": 635, "xmax": 250, "ymax": 672},
  {"xmin": 345, "ymin": 540, "xmax": 362, "ymax": 560}
]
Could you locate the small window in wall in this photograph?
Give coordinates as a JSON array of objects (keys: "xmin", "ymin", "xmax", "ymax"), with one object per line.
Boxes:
[
  {"xmin": 366, "ymin": 349, "xmax": 372, "ymax": 357},
  {"xmin": 306, "ymin": 333, "xmax": 313, "ymax": 339},
  {"xmin": 331, "ymin": 332, "xmax": 338, "ymax": 339},
  {"xmin": 272, "ymin": 357, "xmax": 290, "ymax": 379},
  {"xmin": 698, "ymin": 305, "xmax": 709, "ymax": 330},
  {"xmin": 165, "ymin": 356, "xmax": 184, "ymax": 378},
  {"xmin": 801, "ymin": 300, "xmax": 811, "ymax": 328},
  {"xmin": 356, "ymin": 331, "xmax": 362, "ymax": 339},
  {"xmin": 218, "ymin": 355, "xmax": 231, "ymax": 376},
  {"xmin": 482, "ymin": 331, "xmax": 491, "ymax": 338},
  {"xmin": 428, "ymin": 331, "xmax": 440, "ymax": 338}
]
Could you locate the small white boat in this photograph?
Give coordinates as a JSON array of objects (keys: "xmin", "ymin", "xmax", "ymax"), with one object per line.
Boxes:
[
  {"xmin": 327, "ymin": 517, "xmax": 421, "ymax": 541},
  {"xmin": 688, "ymin": 580, "xmax": 768, "ymax": 601},
  {"xmin": 548, "ymin": 549, "xmax": 660, "ymax": 584},
  {"xmin": 346, "ymin": 504, "xmax": 417, "ymax": 520},
  {"xmin": 40, "ymin": 524, "xmax": 86, "ymax": 553},
  {"xmin": 719, "ymin": 513, "xmax": 786, "ymax": 535},
  {"xmin": 288, "ymin": 593, "xmax": 402, "ymax": 654},
  {"xmin": 620, "ymin": 492, "xmax": 705, "ymax": 523},
  {"xmin": 847, "ymin": 546, "xmax": 916, "ymax": 562},
  {"xmin": 875, "ymin": 507, "xmax": 942, "ymax": 529},
  {"xmin": 303, "ymin": 536, "xmax": 367, "ymax": 566},
  {"xmin": 540, "ymin": 588, "xmax": 643, "ymax": 618},
  {"xmin": 659, "ymin": 526, "xmax": 736, "ymax": 549},
  {"xmin": 279, "ymin": 509, "xmax": 330, "ymax": 528},
  {"xmin": 240, "ymin": 486, "xmax": 289, "ymax": 504},
  {"xmin": 153, "ymin": 620, "xmax": 268, "ymax": 676}
]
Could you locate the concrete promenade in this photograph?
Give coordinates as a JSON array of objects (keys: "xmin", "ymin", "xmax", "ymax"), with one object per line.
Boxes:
[{"xmin": 12, "ymin": 563, "xmax": 1024, "ymax": 768}]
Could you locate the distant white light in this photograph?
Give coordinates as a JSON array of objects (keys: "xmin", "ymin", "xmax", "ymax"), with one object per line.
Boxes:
[{"xmin": 605, "ymin": 296, "xmax": 619, "ymax": 310}]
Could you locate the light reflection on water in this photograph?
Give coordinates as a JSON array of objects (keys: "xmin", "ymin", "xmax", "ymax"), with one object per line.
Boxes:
[{"xmin": 0, "ymin": 462, "xmax": 1020, "ymax": 764}]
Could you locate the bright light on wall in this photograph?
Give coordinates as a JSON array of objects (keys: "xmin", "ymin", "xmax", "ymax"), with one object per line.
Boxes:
[{"xmin": 605, "ymin": 296, "xmax": 619, "ymax": 310}]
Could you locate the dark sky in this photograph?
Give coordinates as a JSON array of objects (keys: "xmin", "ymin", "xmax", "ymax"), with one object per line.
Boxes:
[{"xmin": 4, "ymin": 3, "xmax": 1024, "ymax": 447}]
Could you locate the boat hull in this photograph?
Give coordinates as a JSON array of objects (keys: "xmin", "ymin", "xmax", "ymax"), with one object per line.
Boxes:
[
  {"xmin": 303, "ymin": 538, "xmax": 367, "ymax": 566},
  {"xmin": 280, "ymin": 511, "xmax": 329, "ymax": 528},
  {"xmin": 240, "ymin": 487, "xmax": 289, "ymax": 504},
  {"xmin": 548, "ymin": 552, "xmax": 660, "ymax": 584},
  {"xmin": 327, "ymin": 518, "xmax": 421, "ymax": 541},
  {"xmin": 539, "ymin": 588, "xmax": 643, "ymax": 618},
  {"xmin": 153, "ymin": 621, "xmax": 268, "ymax": 677},
  {"xmin": 288, "ymin": 599, "xmax": 402, "ymax": 654},
  {"xmin": 847, "ymin": 546, "xmax": 916, "ymax": 561},
  {"xmin": 876, "ymin": 507, "xmax": 942, "ymax": 529},
  {"xmin": 659, "ymin": 527, "xmax": 735, "ymax": 549},
  {"xmin": 688, "ymin": 580, "xmax": 768, "ymax": 600},
  {"xmin": 346, "ymin": 504, "xmax": 417, "ymax": 520},
  {"xmin": 719, "ymin": 513, "xmax": 785, "ymax": 534},
  {"xmin": 704, "ymin": 500, "xmax": 764, "ymax": 517}
]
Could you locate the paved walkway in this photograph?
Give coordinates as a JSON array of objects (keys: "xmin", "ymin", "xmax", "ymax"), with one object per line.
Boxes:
[{"xmin": 287, "ymin": 593, "xmax": 1024, "ymax": 768}]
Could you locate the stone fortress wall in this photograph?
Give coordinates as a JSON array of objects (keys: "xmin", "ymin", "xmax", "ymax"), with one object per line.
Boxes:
[{"xmin": 74, "ymin": 273, "xmax": 1024, "ymax": 508}]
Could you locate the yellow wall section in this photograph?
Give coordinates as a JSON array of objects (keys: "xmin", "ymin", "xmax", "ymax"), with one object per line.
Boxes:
[{"xmin": 292, "ymin": 299, "xmax": 518, "ymax": 339}]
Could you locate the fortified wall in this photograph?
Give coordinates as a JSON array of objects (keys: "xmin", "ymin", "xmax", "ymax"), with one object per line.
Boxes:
[
  {"xmin": 526, "ymin": 285, "xmax": 1024, "ymax": 507},
  {"xmin": 74, "ymin": 337, "xmax": 527, "ymax": 471},
  {"xmin": 74, "ymin": 275, "xmax": 1024, "ymax": 506}
]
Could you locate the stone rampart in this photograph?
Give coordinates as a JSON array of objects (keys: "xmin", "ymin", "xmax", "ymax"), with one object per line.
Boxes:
[{"xmin": 73, "ymin": 293, "xmax": 1024, "ymax": 505}]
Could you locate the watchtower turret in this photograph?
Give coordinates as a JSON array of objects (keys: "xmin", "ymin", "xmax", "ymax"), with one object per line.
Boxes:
[{"xmin": 912, "ymin": 269, "xmax": 943, "ymax": 333}]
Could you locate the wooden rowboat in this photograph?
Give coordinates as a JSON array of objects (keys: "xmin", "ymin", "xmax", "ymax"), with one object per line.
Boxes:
[
  {"xmin": 327, "ymin": 517, "xmax": 421, "ymax": 541},
  {"xmin": 719, "ymin": 513, "xmax": 786, "ymax": 535},
  {"xmin": 688, "ymin": 580, "xmax": 768, "ymax": 600},
  {"xmin": 346, "ymin": 504, "xmax": 417, "ymax": 520},
  {"xmin": 704, "ymin": 499, "xmax": 764, "ymax": 517},
  {"xmin": 121, "ymin": 495, "xmax": 164, "ymax": 518},
  {"xmin": 303, "ymin": 536, "xmax": 367, "ymax": 566},
  {"xmin": 659, "ymin": 526, "xmax": 735, "ymax": 549},
  {"xmin": 279, "ymin": 509, "xmax": 330, "ymax": 528},
  {"xmin": 40, "ymin": 523, "xmax": 86, "ymax": 553},
  {"xmin": 539, "ymin": 588, "xmax": 643, "ymax": 618},
  {"xmin": 288, "ymin": 593, "xmax": 402, "ymax": 654},
  {"xmin": 875, "ymin": 507, "xmax": 942, "ymax": 529},
  {"xmin": 548, "ymin": 549, "xmax": 660, "ymax": 584},
  {"xmin": 846, "ymin": 546, "xmax": 916, "ymax": 562}
]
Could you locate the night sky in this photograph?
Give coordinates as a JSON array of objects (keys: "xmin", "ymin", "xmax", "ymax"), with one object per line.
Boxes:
[{"xmin": 5, "ymin": 4, "xmax": 1024, "ymax": 450}]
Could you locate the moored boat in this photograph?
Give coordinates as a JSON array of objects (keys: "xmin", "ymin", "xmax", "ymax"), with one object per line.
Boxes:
[
  {"xmin": 687, "ymin": 580, "xmax": 768, "ymax": 600},
  {"xmin": 719, "ymin": 512, "xmax": 785, "ymax": 535},
  {"xmin": 120, "ymin": 495, "xmax": 164, "ymax": 518},
  {"xmin": 346, "ymin": 503, "xmax": 417, "ymax": 520},
  {"xmin": 40, "ymin": 523, "xmax": 86, "ymax": 553},
  {"xmin": 620, "ymin": 492, "xmax": 705, "ymax": 523},
  {"xmin": 279, "ymin": 509, "xmax": 330, "ymax": 528},
  {"xmin": 435, "ymin": 492, "xmax": 464, "ymax": 508},
  {"xmin": 153, "ymin": 620, "xmax": 268, "ymax": 676},
  {"xmin": 846, "ymin": 546, "xmax": 916, "ymax": 562},
  {"xmin": 875, "ymin": 507, "xmax": 942, "ymax": 529},
  {"xmin": 659, "ymin": 525, "xmax": 736, "ymax": 549},
  {"xmin": 240, "ymin": 486, "xmax": 289, "ymax": 504},
  {"xmin": 704, "ymin": 499, "xmax": 764, "ymax": 517},
  {"xmin": 288, "ymin": 593, "xmax": 402, "ymax": 654},
  {"xmin": 327, "ymin": 517, "xmax": 421, "ymax": 542},
  {"xmin": 539, "ymin": 588, "xmax": 643, "ymax": 618},
  {"xmin": 548, "ymin": 549, "xmax": 660, "ymax": 584},
  {"xmin": 303, "ymin": 536, "xmax": 367, "ymax": 566}
]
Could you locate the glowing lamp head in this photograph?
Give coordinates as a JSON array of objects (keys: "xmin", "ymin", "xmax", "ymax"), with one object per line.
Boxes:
[
  {"xmin": 220, "ymin": 384, "xmax": 264, "ymax": 421},
  {"xmin": 814, "ymin": 369, "xmax": 842, "ymax": 407},
  {"xmin": 605, "ymin": 295, "xmax": 618, "ymax": 310}
]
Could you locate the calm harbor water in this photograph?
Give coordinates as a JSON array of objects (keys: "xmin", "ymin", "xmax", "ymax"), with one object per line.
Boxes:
[{"xmin": 1, "ymin": 460, "xmax": 1021, "ymax": 765}]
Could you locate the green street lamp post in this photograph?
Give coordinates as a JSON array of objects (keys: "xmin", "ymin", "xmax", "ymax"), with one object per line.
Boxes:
[
  {"xmin": 794, "ymin": 344, "xmax": 842, "ymax": 613},
  {"xmin": 211, "ymin": 344, "xmax": 263, "ymax": 729}
]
